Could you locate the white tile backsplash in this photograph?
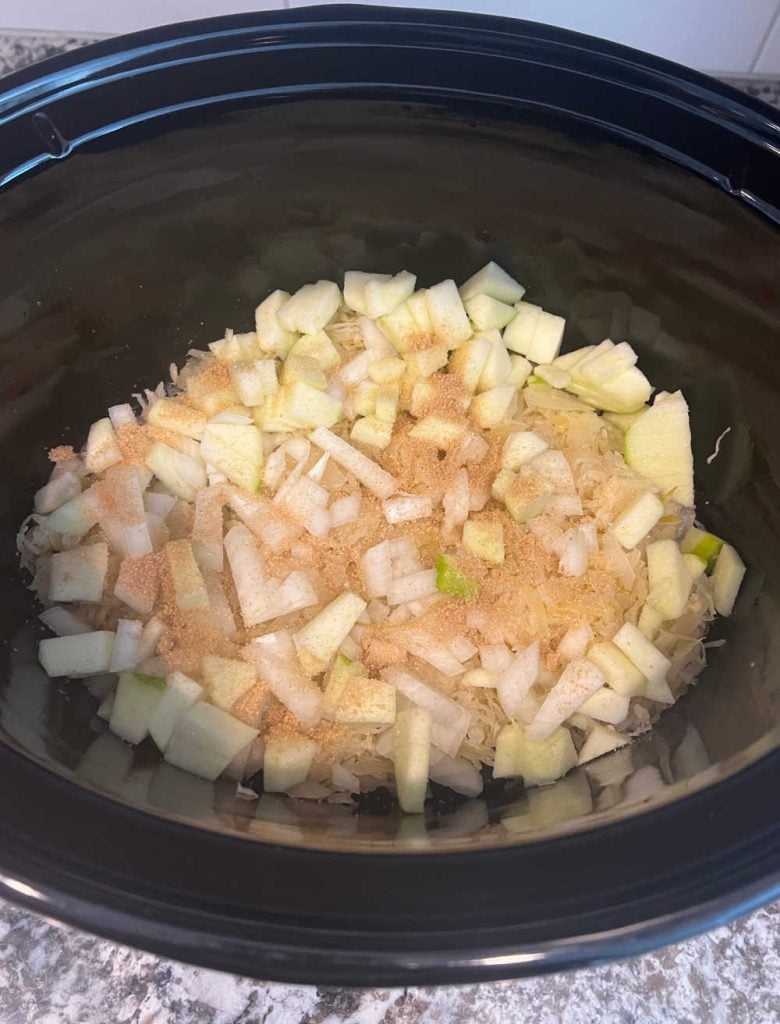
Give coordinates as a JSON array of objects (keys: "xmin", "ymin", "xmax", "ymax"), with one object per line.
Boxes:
[{"xmin": 2, "ymin": 0, "xmax": 780, "ymax": 73}]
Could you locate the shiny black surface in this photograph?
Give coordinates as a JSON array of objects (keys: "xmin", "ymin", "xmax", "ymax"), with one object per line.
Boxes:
[{"xmin": 0, "ymin": 6, "xmax": 778, "ymax": 984}]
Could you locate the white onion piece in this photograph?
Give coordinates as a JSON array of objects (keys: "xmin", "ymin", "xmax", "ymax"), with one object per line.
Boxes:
[
  {"xmin": 276, "ymin": 571, "xmax": 319, "ymax": 616},
  {"xmin": 278, "ymin": 477, "xmax": 330, "ymax": 538},
  {"xmin": 310, "ymin": 427, "xmax": 398, "ymax": 500},
  {"xmin": 579, "ymin": 521, "xmax": 598, "ymax": 551},
  {"xmin": 546, "ymin": 494, "xmax": 583, "ymax": 517},
  {"xmin": 208, "ymin": 410, "xmax": 253, "ymax": 425},
  {"xmin": 284, "ymin": 436, "xmax": 311, "ymax": 461},
  {"xmin": 325, "ymin": 378, "xmax": 346, "ymax": 403},
  {"xmin": 108, "ymin": 403, "xmax": 136, "ymax": 429},
  {"xmin": 191, "ymin": 487, "xmax": 224, "ymax": 572},
  {"xmin": 532, "ymin": 450, "xmax": 576, "ymax": 492},
  {"xmin": 254, "ymin": 629, "xmax": 296, "ymax": 661},
  {"xmin": 137, "ymin": 616, "xmax": 166, "ymax": 662},
  {"xmin": 224, "ymin": 523, "xmax": 274, "ymax": 628},
  {"xmin": 428, "ymin": 750, "xmax": 483, "ymax": 797},
  {"xmin": 406, "ymin": 636, "xmax": 464, "ymax": 677},
  {"xmin": 382, "ymin": 494, "xmax": 433, "ymax": 525},
  {"xmin": 366, "ymin": 598, "xmax": 390, "ymax": 624},
  {"xmin": 331, "ymin": 494, "xmax": 360, "ymax": 527},
  {"xmin": 109, "ymin": 618, "xmax": 143, "ymax": 672},
  {"xmin": 406, "ymin": 594, "xmax": 443, "ymax": 618},
  {"xmin": 227, "ymin": 488, "xmax": 296, "ymax": 552},
  {"xmin": 383, "ymin": 667, "xmax": 473, "ymax": 756},
  {"xmin": 558, "ymin": 530, "xmax": 589, "ymax": 577},
  {"xmin": 340, "ymin": 351, "xmax": 372, "ymax": 386},
  {"xmin": 388, "ymin": 537, "xmax": 421, "ymax": 576},
  {"xmin": 479, "ymin": 644, "xmax": 513, "ymax": 673},
  {"xmin": 143, "ymin": 491, "xmax": 177, "ymax": 517},
  {"xmin": 339, "ymin": 634, "xmax": 363, "ymax": 661},
  {"xmin": 249, "ymin": 641, "xmax": 322, "ymax": 728},
  {"xmin": 124, "ymin": 521, "xmax": 154, "ymax": 558},
  {"xmin": 287, "ymin": 781, "xmax": 332, "ymax": 800},
  {"xmin": 34, "ymin": 471, "xmax": 82, "ymax": 515},
  {"xmin": 39, "ymin": 606, "xmax": 92, "ymax": 636},
  {"xmin": 387, "ymin": 569, "xmax": 437, "ymax": 606},
  {"xmin": 359, "ymin": 316, "xmax": 395, "ymax": 358},
  {"xmin": 496, "ymin": 641, "xmax": 540, "ymax": 720},
  {"xmin": 332, "ymin": 764, "xmax": 360, "ymax": 792},
  {"xmin": 459, "ymin": 433, "xmax": 490, "ymax": 465},
  {"xmin": 449, "ymin": 636, "xmax": 478, "ymax": 663},
  {"xmin": 526, "ymin": 658, "xmax": 606, "ymax": 741},
  {"xmin": 263, "ymin": 449, "xmax": 288, "ymax": 491},
  {"xmin": 50, "ymin": 456, "xmax": 87, "ymax": 481},
  {"xmin": 362, "ymin": 540, "xmax": 394, "ymax": 598},
  {"xmin": 137, "ymin": 655, "xmax": 166, "ymax": 677},
  {"xmin": 307, "ymin": 452, "xmax": 330, "ymax": 482},
  {"xmin": 203, "ymin": 571, "xmax": 237, "ymax": 636},
  {"xmin": 273, "ymin": 442, "xmax": 312, "ymax": 506},
  {"xmin": 374, "ymin": 727, "xmax": 395, "ymax": 759},
  {"xmin": 443, "ymin": 468, "xmax": 470, "ymax": 536},
  {"xmin": 557, "ymin": 623, "xmax": 594, "ymax": 663}
]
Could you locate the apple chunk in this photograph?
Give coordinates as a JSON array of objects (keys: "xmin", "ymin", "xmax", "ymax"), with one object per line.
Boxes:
[
  {"xmin": 624, "ymin": 391, "xmax": 694, "ymax": 507},
  {"xmin": 201, "ymin": 422, "xmax": 264, "ymax": 493}
]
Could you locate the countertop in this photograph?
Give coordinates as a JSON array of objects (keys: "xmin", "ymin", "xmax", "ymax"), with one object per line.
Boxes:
[{"xmin": 1, "ymin": 28, "xmax": 779, "ymax": 1024}]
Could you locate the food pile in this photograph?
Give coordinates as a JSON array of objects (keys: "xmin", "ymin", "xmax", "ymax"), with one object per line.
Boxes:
[{"xmin": 19, "ymin": 262, "xmax": 746, "ymax": 812}]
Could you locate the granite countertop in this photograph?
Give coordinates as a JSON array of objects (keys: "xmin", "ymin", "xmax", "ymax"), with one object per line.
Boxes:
[{"xmin": 1, "ymin": 29, "xmax": 779, "ymax": 1024}]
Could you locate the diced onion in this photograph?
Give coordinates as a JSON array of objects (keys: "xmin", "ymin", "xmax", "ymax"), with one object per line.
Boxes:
[
  {"xmin": 428, "ymin": 750, "xmax": 483, "ymax": 797},
  {"xmin": 249, "ymin": 640, "xmax": 322, "ymax": 728},
  {"xmin": 383, "ymin": 667, "xmax": 473, "ymax": 756},
  {"xmin": 382, "ymin": 494, "xmax": 433, "ymax": 525},
  {"xmin": 449, "ymin": 636, "xmax": 478, "ymax": 663},
  {"xmin": 479, "ymin": 644, "xmax": 513, "ymax": 673},
  {"xmin": 388, "ymin": 537, "xmax": 421, "ymax": 576},
  {"xmin": 109, "ymin": 618, "xmax": 143, "ymax": 672},
  {"xmin": 387, "ymin": 569, "xmax": 437, "ymax": 606},
  {"xmin": 362, "ymin": 541, "xmax": 394, "ymax": 598},
  {"xmin": 557, "ymin": 623, "xmax": 594, "ymax": 662},
  {"xmin": 331, "ymin": 494, "xmax": 360, "ymax": 527},
  {"xmin": 558, "ymin": 530, "xmax": 589, "ymax": 577},
  {"xmin": 108, "ymin": 403, "xmax": 136, "ymax": 429},
  {"xmin": 496, "ymin": 641, "xmax": 540, "ymax": 720},
  {"xmin": 442, "ymin": 469, "xmax": 470, "ymax": 536},
  {"xmin": 310, "ymin": 427, "xmax": 398, "ymax": 500},
  {"xmin": 39, "ymin": 606, "xmax": 92, "ymax": 636}
]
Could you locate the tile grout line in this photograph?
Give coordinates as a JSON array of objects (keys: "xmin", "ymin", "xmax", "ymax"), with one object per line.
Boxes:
[{"xmin": 751, "ymin": 0, "xmax": 780, "ymax": 72}]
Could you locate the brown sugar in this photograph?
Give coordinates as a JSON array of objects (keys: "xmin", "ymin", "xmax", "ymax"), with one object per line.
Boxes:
[{"xmin": 48, "ymin": 445, "xmax": 76, "ymax": 464}]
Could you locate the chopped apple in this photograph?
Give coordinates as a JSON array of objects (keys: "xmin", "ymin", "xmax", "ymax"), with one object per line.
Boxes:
[
  {"xmin": 624, "ymin": 391, "xmax": 694, "ymax": 506},
  {"xmin": 409, "ymin": 414, "xmax": 466, "ymax": 448},
  {"xmin": 505, "ymin": 305, "xmax": 565, "ymax": 364},
  {"xmin": 502, "ymin": 466, "xmax": 552, "ymax": 523},
  {"xmin": 611, "ymin": 491, "xmax": 664, "ymax": 549},
  {"xmin": 278, "ymin": 280, "xmax": 341, "ymax": 335},
  {"xmin": 164, "ymin": 701, "xmax": 258, "ymax": 781},
  {"xmin": 201, "ymin": 422, "xmax": 263, "ymax": 493},
  {"xmin": 374, "ymin": 383, "xmax": 400, "ymax": 423},
  {"xmin": 294, "ymin": 591, "xmax": 367, "ymax": 669},
  {"xmin": 281, "ymin": 353, "xmax": 327, "ymax": 391},
  {"xmin": 470, "ymin": 384, "xmax": 516, "ymax": 429},
  {"xmin": 462, "ymin": 519, "xmax": 504, "ymax": 564},
  {"xmin": 425, "ymin": 279, "xmax": 472, "ymax": 350},
  {"xmin": 84, "ymin": 417, "xmax": 122, "ymax": 474},
  {"xmin": 380, "ymin": 302, "xmax": 423, "ymax": 353},
  {"xmin": 368, "ymin": 357, "xmax": 405, "ymax": 386},
  {"xmin": 526, "ymin": 659, "xmax": 606, "ymax": 741},
  {"xmin": 184, "ymin": 361, "xmax": 240, "ymax": 416},
  {"xmin": 502, "ymin": 430, "xmax": 548, "ymax": 470},
  {"xmin": 352, "ymin": 381, "xmax": 379, "ymax": 417},
  {"xmin": 476, "ymin": 332, "xmax": 512, "ymax": 390},
  {"xmin": 277, "ymin": 381, "xmax": 343, "ymax": 429},
  {"xmin": 49, "ymin": 542, "xmax": 109, "ymax": 603},
  {"xmin": 712, "ymin": 542, "xmax": 746, "ymax": 616},
  {"xmin": 39, "ymin": 630, "xmax": 115, "ymax": 678},
  {"xmin": 203, "ymin": 655, "xmax": 257, "ymax": 711},
  {"xmin": 568, "ymin": 365, "xmax": 652, "ymax": 415},
  {"xmin": 350, "ymin": 416, "xmax": 394, "ymax": 450},
  {"xmin": 577, "ymin": 723, "xmax": 629, "ymax": 765},
  {"xmin": 683, "ymin": 553, "xmax": 707, "ymax": 579},
  {"xmin": 228, "ymin": 359, "xmax": 279, "ymax": 407},
  {"xmin": 264, "ymin": 736, "xmax": 318, "ymax": 793},
  {"xmin": 680, "ymin": 527, "xmax": 723, "ymax": 571},
  {"xmin": 435, "ymin": 554, "xmax": 479, "ymax": 598},
  {"xmin": 165, "ymin": 538, "xmax": 209, "ymax": 612},
  {"xmin": 322, "ymin": 653, "xmax": 362, "ymax": 717},
  {"xmin": 254, "ymin": 290, "xmax": 296, "ymax": 356},
  {"xmin": 147, "ymin": 398, "xmax": 207, "ymax": 440},
  {"xmin": 508, "ymin": 354, "xmax": 533, "ymax": 388},
  {"xmin": 459, "ymin": 261, "xmax": 526, "ymax": 305},
  {"xmin": 343, "ymin": 271, "xmax": 391, "ymax": 315},
  {"xmin": 364, "ymin": 270, "xmax": 416, "ymax": 319},
  {"xmin": 612, "ymin": 622, "xmax": 670, "ymax": 684},
  {"xmin": 585, "ymin": 641, "xmax": 645, "ymax": 697},
  {"xmin": 578, "ymin": 686, "xmax": 629, "ymax": 725},
  {"xmin": 465, "ymin": 294, "xmax": 516, "ymax": 331},
  {"xmin": 145, "ymin": 442, "xmax": 206, "ymax": 502},
  {"xmin": 405, "ymin": 289, "xmax": 432, "ymax": 331},
  {"xmin": 330, "ymin": 676, "xmax": 396, "ymax": 726},
  {"xmin": 287, "ymin": 331, "xmax": 341, "ymax": 371},
  {"xmin": 34, "ymin": 470, "xmax": 82, "ymax": 515},
  {"xmin": 535, "ymin": 364, "xmax": 570, "ymax": 389},
  {"xmin": 449, "ymin": 335, "xmax": 491, "ymax": 394},
  {"xmin": 527, "ymin": 771, "xmax": 592, "ymax": 824},
  {"xmin": 646, "ymin": 539, "xmax": 692, "ymax": 619},
  {"xmin": 493, "ymin": 722, "xmax": 576, "ymax": 785},
  {"xmin": 404, "ymin": 345, "xmax": 449, "ymax": 378},
  {"xmin": 109, "ymin": 670, "xmax": 166, "ymax": 745},
  {"xmin": 637, "ymin": 602, "xmax": 664, "ymax": 640},
  {"xmin": 148, "ymin": 671, "xmax": 203, "ymax": 750},
  {"xmin": 394, "ymin": 705, "xmax": 432, "ymax": 813},
  {"xmin": 604, "ymin": 410, "xmax": 645, "ymax": 431}
]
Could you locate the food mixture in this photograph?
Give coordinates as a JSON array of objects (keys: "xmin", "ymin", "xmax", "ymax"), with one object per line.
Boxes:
[{"xmin": 18, "ymin": 262, "xmax": 746, "ymax": 812}]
